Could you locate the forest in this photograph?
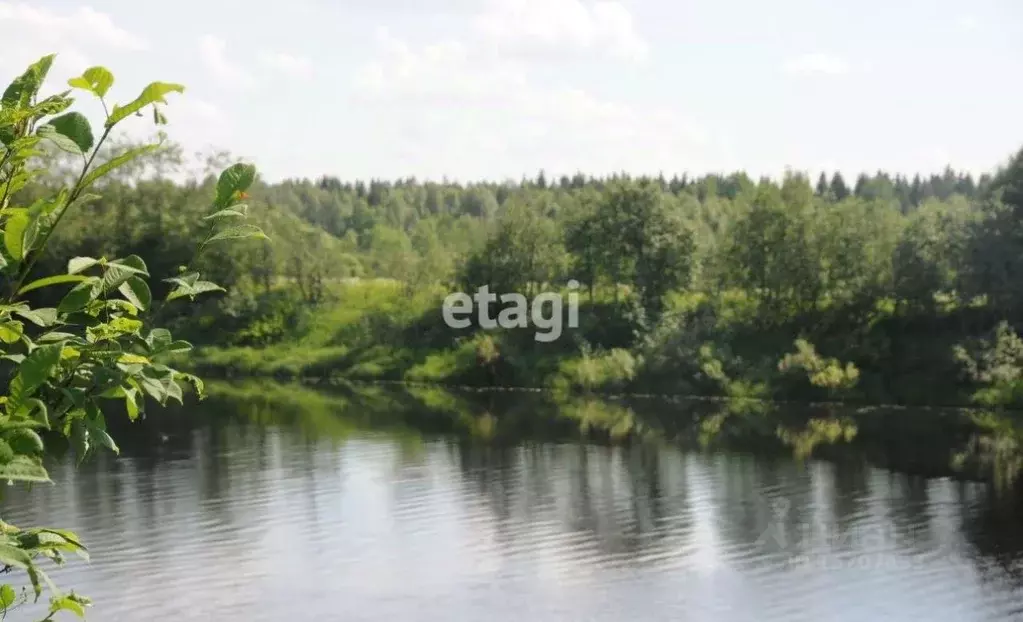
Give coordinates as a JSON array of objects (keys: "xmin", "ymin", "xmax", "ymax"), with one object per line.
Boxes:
[{"xmin": 13, "ymin": 138, "xmax": 1023, "ymax": 407}]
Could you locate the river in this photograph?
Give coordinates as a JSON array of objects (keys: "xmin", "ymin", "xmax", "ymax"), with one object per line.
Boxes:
[{"xmin": 3, "ymin": 382, "xmax": 1023, "ymax": 621}]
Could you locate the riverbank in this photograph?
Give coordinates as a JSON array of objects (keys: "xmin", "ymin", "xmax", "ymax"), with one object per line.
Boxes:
[
  {"xmin": 182, "ymin": 281, "xmax": 990, "ymax": 402},
  {"xmin": 171, "ymin": 280, "xmax": 1023, "ymax": 486}
]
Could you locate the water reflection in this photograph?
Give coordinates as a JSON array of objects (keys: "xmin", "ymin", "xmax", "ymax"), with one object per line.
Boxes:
[{"xmin": 2, "ymin": 381, "xmax": 1023, "ymax": 621}]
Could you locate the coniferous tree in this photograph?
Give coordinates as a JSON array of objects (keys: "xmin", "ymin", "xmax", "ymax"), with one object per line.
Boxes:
[
  {"xmin": 815, "ymin": 172, "xmax": 829, "ymax": 197},
  {"xmin": 829, "ymin": 172, "xmax": 850, "ymax": 201}
]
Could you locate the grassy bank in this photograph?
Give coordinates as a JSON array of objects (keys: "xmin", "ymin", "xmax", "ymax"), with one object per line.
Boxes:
[{"xmin": 185, "ymin": 280, "xmax": 991, "ymax": 405}]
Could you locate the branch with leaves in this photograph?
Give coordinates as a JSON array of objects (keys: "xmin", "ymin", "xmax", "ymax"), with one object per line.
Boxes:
[{"xmin": 0, "ymin": 55, "xmax": 268, "ymax": 621}]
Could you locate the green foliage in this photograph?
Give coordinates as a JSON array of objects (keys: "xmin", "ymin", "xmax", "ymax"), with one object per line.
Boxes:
[
  {"xmin": 67, "ymin": 67, "xmax": 114, "ymax": 98},
  {"xmin": 779, "ymin": 339, "xmax": 861, "ymax": 395},
  {"xmin": 549, "ymin": 347, "xmax": 639, "ymax": 395},
  {"xmin": 106, "ymin": 82, "xmax": 184, "ymax": 127},
  {"xmin": 41, "ymin": 113, "xmax": 94, "ymax": 154},
  {"xmin": 460, "ymin": 195, "xmax": 567, "ymax": 296},
  {"xmin": 954, "ymin": 322, "xmax": 1023, "ymax": 408},
  {"xmin": 0, "ymin": 56, "xmax": 266, "ymax": 620},
  {"xmin": 565, "ymin": 180, "xmax": 694, "ymax": 315},
  {"xmin": 947, "ymin": 322, "xmax": 1023, "ymax": 485}
]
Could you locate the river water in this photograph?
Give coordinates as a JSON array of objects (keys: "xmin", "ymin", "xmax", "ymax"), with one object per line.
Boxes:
[{"xmin": 3, "ymin": 383, "xmax": 1023, "ymax": 621}]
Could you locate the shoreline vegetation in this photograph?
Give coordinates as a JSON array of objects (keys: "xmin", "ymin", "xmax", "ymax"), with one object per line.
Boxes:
[{"xmin": 18, "ymin": 105, "xmax": 1023, "ymax": 490}]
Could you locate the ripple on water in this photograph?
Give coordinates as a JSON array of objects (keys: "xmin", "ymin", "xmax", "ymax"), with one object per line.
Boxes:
[{"xmin": 2, "ymin": 425, "xmax": 1022, "ymax": 621}]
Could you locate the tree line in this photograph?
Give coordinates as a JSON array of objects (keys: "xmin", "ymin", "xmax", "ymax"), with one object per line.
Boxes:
[{"xmin": 15, "ymin": 139, "xmax": 1023, "ymax": 406}]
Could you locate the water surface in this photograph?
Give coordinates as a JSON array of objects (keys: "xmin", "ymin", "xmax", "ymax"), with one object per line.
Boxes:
[{"xmin": 4, "ymin": 383, "xmax": 1023, "ymax": 621}]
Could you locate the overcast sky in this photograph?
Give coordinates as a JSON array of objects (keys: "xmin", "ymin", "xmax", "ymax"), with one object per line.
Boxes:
[{"xmin": 1, "ymin": 0, "xmax": 1021, "ymax": 183}]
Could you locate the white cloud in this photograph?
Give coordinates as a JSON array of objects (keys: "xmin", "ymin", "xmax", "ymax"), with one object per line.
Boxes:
[
  {"xmin": 783, "ymin": 53, "xmax": 851, "ymax": 76},
  {"xmin": 472, "ymin": 0, "xmax": 649, "ymax": 62},
  {"xmin": 259, "ymin": 51, "xmax": 314, "ymax": 79},
  {"xmin": 0, "ymin": 3, "xmax": 147, "ymax": 50},
  {"xmin": 0, "ymin": 3, "xmax": 146, "ymax": 91},
  {"xmin": 351, "ymin": 30, "xmax": 722, "ymax": 180},
  {"xmin": 354, "ymin": 28, "xmax": 529, "ymax": 102},
  {"xmin": 73, "ymin": 7, "xmax": 148, "ymax": 50},
  {"xmin": 199, "ymin": 35, "xmax": 254, "ymax": 88}
]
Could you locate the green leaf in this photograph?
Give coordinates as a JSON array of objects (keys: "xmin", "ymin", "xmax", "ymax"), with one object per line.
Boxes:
[
  {"xmin": 108, "ymin": 316, "xmax": 142, "ymax": 335},
  {"xmin": 7, "ymin": 429, "xmax": 44, "ymax": 455},
  {"xmin": 179, "ymin": 373, "xmax": 205, "ymax": 400},
  {"xmin": 58, "ymin": 279, "xmax": 101, "ymax": 314},
  {"xmin": 8, "ymin": 343, "xmax": 63, "ymax": 413},
  {"xmin": 69, "ymin": 418, "xmax": 90, "ymax": 463},
  {"xmin": 102, "ymin": 261, "xmax": 146, "ymax": 293},
  {"xmin": 50, "ymin": 595, "xmax": 87, "ymax": 618},
  {"xmin": 80, "ymin": 143, "xmax": 161, "ymax": 189},
  {"xmin": 145, "ymin": 328, "xmax": 172, "ymax": 351},
  {"xmin": 203, "ymin": 207, "xmax": 248, "ymax": 221},
  {"xmin": 37, "ymin": 332, "xmax": 78, "ymax": 344},
  {"xmin": 164, "ymin": 272, "xmax": 199, "ymax": 289},
  {"xmin": 214, "ymin": 163, "xmax": 257, "ymax": 207},
  {"xmin": 4, "ymin": 211, "xmax": 29, "ymax": 261},
  {"xmin": 0, "ymin": 543, "xmax": 32, "ymax": 569},
  {"xmin": 105, "ymin": 299, "xmax": 139, "ymax": 316},
  {"xmin": 92, "ymin": 430, "xmax": 119, "ymax": 454},
  {"xmin": 166, "ymin": 280, "xmax": 225, "ymax": 301},
  {"xmin": 106, "ymin": 82, "xmax": 185, "ymax": 128},
  {"xmin": 14, "ymin": 308, "xmax": 58, "ymax": 328},
  {"xmin": 16, "ymin": 399, "xmax": 49, "ymax": 429},
  {"xmin": 85, "ymin": 414, "xmax": 118, "ymax": 455},
  {"xmin": 68, "ymin": 66, "xmax": 115, "ymax": 97},
  {"xmin": 123, "ymin": 387, "xmax": 141, "ymax": 422},
  {"xmin": 0, "ymin": 455, "xmax": 49, "ymax": 483},
  {"xmin": 0, "ymin": 584, "xmax": 15, "ymax": 609},
  {"xmin": 206, "ymin": 225, "xmax": 268, "ymax": 244},
  {"xmin": 165, "ymin": 379, "xmax": 184, "ymax": 404},
  {"xmin": 3, "ymin": 206, "xmax": 43, "ymax": 262},
  {"xmin": 42, "ymin": 112, "xmax": 94, "ymax": 154},
  {"xmin": 36, "ymin": 528, "xmax": 86, "ymax": 552},
  {"xmin": 0, "ymin": 171, "xmax": 35, "ymax": 201},
  {"xmin": 164, "ymin": 340, "xmax": 193, "ymax": 354},
  {"xmin": 0, "ymin": 321, "xmax": 22, "ymax": 344},
  {"xmin": 27, "ymin": 564, "xmax": 56, "ymax": 600},
  {"xmin": 18, "ymin": 274, "xmax": 89, "ymax": 296},
  {"xmin": 68, "ymin": 256, "xmax": 102, "ymax": 274},
  {"xmin": 32, "ymin": 91, "xmax": 73, "ymax": 116},
  {"xmin": 2, "ymin": 54, "xmax": 55, "ymax": 108},
  {"xmin": 108, "ymin": 255, "xmax": 148, "ymax": 276},
  {"xmin": 118, "ymin": 276, "xmax": 151, "ymax": 311},
  {"xmin": 137, "ymin": 376, "xmax": 167, "ymax": 405},
  {"xmin": 163, "ymin": 274, "xmax": 203, "ymax": 301},
  {"xmin": 37, "ymin": 124, "xmax": 82, "ymax": 155},
  {"xmin": 103, "ymin": 255, "xmax": 149, "ymax": 292}
]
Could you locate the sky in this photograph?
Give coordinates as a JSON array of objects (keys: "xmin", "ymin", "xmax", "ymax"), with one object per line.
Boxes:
[{"xmin": 0, "ymin": 0, "xmax": 1021, "ymax": 183}]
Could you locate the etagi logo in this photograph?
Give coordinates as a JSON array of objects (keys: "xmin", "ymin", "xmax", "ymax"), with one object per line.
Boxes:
[{"xmin": 442, "ymin": 280, "xmax": 580, "ymax": 342}]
